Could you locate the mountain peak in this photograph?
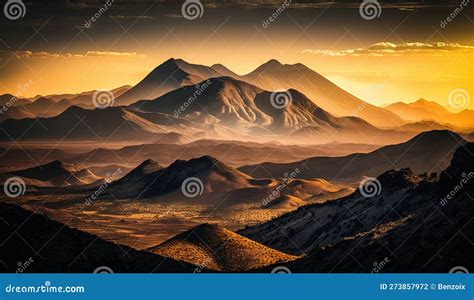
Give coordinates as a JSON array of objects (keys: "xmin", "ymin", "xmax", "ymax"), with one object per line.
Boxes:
[
  {"xmin": 148, "ymin": 223, "xmax": 298, "ymax": 271},
  {"xmin": 211, "ymin": 63, "xmax": 227, "ymax": 69},
  {"xmin": 414, "ymin": 98, "xmax": 430, "ymax": 104},
  {"xmin": 411, "ymin": 130, "xmax": 464, "ymax": 144},
  {"xmin": 153, "ymin": 58, "xmax": 182, "ymax": 70},
  {"xmin": 163, "ymin": 57, "xmax": 179, "ymax": 64},
  {"xmin": 136, "ymin": 159, "xmax": 162, "ymax": 173},
  {"xmin": 440, "ymin": 142, "xmax": 474, "ymax": 189},
  {"xmin": 172, "ymin": 155, "xmax": 227, "ymax": 173},
  {"xmin": 257, "ymin": 59, "xmax": 283, "ymax": 70},
  {"xmin": 43, "ymin": 159, "xmax": 67, "ymax": 169},
  {"xmin": 108, "ymin": 155, "xmax": 252, "ymax": 199},
  {"xmin": 264, "ymin": 59, "xmax": 283, "ymax": 66}
]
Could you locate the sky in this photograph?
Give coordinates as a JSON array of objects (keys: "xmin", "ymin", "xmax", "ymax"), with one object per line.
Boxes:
[{"xmin": 0, "ymin": 0, "xmax": 473, "ymax": 109}]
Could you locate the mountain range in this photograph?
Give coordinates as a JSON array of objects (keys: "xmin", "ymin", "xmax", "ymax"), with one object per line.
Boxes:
[
  {"xmin": 103, "ymin": 155, "xmax": 349, "ymax": 209},
  {"xmin": 384, "ymin": 98, "xmax": 474, "ymax": 128},
  {"xmin": 2, "ymin": 160, "xmax": 101, "ymax": 187},
  {"xmin": 118, "ymin": 58, "xmax": 405, "ymax": 127},
  {"xmin": 239, "ymin": 130, "xmax": 466, "ymax": 184},
  {"xmin": 1, "ymin": 58, "xmax": 471, "ymax": 146},
  {"xmin": 131, "ymin": 76, "xmax": 400, "ymax": 143},
  {"xmin": 0, "ymin": 86, "xmax": 131, "ymax": 122}
]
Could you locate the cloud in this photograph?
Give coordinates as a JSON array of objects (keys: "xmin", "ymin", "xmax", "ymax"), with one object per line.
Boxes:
[
  {"xmin": 0, "ymin": 50, "xmax": 146, "ymax": 59},
  {"xmin": 111, "ymin": 15, "xmax": 155, "ymax": 19},
  {"xmin": 298, "ymin": 42, "xmax": 474, "ymax": 57}
]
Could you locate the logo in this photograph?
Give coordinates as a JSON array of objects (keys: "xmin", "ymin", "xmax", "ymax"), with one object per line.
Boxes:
[
  {"xmin": 93, "ymin": 266, "xmax": 114, "ymax": 274},
  {"xmin": 3, "ymin": 177, "xmax": 26, "ymax": 198},
  {"xmin": 270, "ymin": 90, "xmax": 292, "ymax": 109},
  {"xmin": 449, "ymin": 266, "xmax": 469, "ymax": 274},
  {"xmin": 4, "ymin": 0, "xmax": 26, "ymax": 20},
  {"xmin": 271, "ymin": 266, "xmax": 291, "ymax": 274},
  {"xmin": 448, "ymin": 88, "xmax": 470, "ymax": 110},
  {"xmin": 359, "ymin": 177, "xmax": 382, "ymax": 198},
  {"xmin": 181, "ymin": 177, "xmax": 204, "ymax": 198},
  {"xmin": 181, "ymin": 0, "xmax": 204, "ymax": 20},
  {"xmin": 92, "ymin": 90, "xmax": 115, "ymax": 109},
  {"xmin": 359, "ymin": 0, "xmax": 381, "ymax": 20}
]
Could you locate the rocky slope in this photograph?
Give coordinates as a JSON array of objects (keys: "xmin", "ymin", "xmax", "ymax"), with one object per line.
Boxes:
[
  {"xmin": 240, "ymin": 143, "xmax": 474, "ymax": 272},
  {"xmin": 0, "ymin": 202, "xmax": 198, "ymax": 273},
  {"xmin": 148, "ymin": 223, "xmax": 298, "ymax": 272}
]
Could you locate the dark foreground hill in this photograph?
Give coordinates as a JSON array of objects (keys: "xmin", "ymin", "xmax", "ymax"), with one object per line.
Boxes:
[{"xmin": 0, "ymin": 202, "xmax": 199, "ymax": 273}]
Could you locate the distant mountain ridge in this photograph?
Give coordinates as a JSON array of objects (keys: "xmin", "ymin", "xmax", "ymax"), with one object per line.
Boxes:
[
  {"xmin": 239, "ymin": 130, "xmax": 466, "ymax": 184},
  {"xmin": 385, "ymin": 98, "xmax": 474, "ymax": 128},
  {"xmin": 4, "ymin": 160, "xmax": 100, "ymax": 187}
]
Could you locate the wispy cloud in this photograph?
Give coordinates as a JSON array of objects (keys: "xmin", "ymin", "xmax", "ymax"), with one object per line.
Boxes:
[
  {"xmin": 111, "ymin": 15, "xmax": 154, "ymax": 19},
  {"xmin": 299, "ymin": 42, "xmax": 474, "ymax": 57},
  {"xmin": 0, "ymin": 50, "xmax": 146, "ymax": 59}
]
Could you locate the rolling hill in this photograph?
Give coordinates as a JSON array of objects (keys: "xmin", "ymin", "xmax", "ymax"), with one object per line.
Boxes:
[
  {"xmin": 108, "ymin": 155, "xmax": 253, "ymax": 199},
  {"xmin": 4, "ymin": 160, "xmax": 101, "ymax": 187},
  {"xmin": 148, "ymin": 223, "xmax": 298, "ymax": 272}
]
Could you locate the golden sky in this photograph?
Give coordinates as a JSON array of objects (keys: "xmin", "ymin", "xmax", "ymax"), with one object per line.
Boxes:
[{"xmin": 1, "ymin": 1, "xmax": 473, "ymax": 109}]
